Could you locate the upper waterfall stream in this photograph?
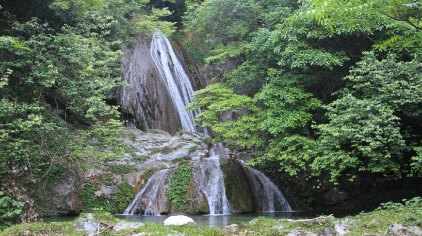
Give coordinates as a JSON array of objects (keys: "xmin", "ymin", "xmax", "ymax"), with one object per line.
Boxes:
[{"xmin": 150, "ymin": 34, "xmax": 197, "ymax": 132}]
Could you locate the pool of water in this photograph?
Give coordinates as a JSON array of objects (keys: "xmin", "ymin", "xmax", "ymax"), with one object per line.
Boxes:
[{"xmin": 117, "ymin": 212, "xmax": 308, "ymax": 229}]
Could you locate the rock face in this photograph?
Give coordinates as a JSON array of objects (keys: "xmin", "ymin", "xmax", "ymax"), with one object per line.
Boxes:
[
  {"xmin": 386, "ymin": 223, "xmax": 422, "ymax": 236},
  {"xmin": 185, "ymin": 179, "xmax": 210, "ymax": 214},
  {"xmin": 163, "ymin": 215, "xmax": 196, "ymax": 226},
  {"xmin": 120, "ymin": 37, "xmax": 181, "ymax": 134},
  {"xmin": 113, "ymin": 222, "xmax": 145, "ymax": 231},
  {"xmin": 220, "ymin": 159, "xmax": 254, "ymax": 213},
  {"xmin": 31, "ymin": 172, "xmax": 80, "ymax": 215},
  {"xmin": 32, "ymin": 128, "xmax": 292, "ymax": 216}
]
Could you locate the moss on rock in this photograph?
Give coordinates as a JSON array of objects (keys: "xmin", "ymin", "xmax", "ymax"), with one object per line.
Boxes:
[{"xmin": 220, "ymin": 159, "xmax": 254, "ymax": 213}]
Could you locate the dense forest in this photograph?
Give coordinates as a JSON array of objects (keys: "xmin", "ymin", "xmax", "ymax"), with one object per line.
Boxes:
[
  {"xmin": 186, "ymin": 0, "xmax": 422, "ymax": 211},
  {"xmin": 0, "ymin": 0, "xmax": 421, "ymax": 231}
]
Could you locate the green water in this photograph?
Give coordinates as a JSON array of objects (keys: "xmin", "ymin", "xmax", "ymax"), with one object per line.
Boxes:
[{"xmin": 116, "ymin": 212, "xmax": 307, "ymax": 228}]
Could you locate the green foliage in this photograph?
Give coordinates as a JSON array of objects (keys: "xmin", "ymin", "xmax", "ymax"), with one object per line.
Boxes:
[
  {"xmin": 255, "ymin": 79, "xmax": 321, "ymax": 135},
  {"xmin": 189, "ymin": 83, "xmax": 262, "ymax": 148},
  {"xmin": 187, "ymin": 0, "xmax": 422, "ymax": 202},
  {"xmin": 0, "ymin": 192, "xmax": 24, "ymax": 230},
  {"xmin": 1, "ymin": 218, "xmax": 224, "ymax": 236},
  {"xmin": 108, "ymin": 164, "xmax": 137, "ymax": 175},
  {"xmin": 79, "ymin": 182, "xmax": 135, "ymax": 214},
  {"xmin": 79, "ymin": 185, "xmax": 102, "ymax": 211},
  {"xmin": 246, "ymin": 216, "xmax": 335, "ymax": 236},
  {"xmin": 411, "ymin": 145, "xmax": 422, "ymax": 177},
  {"xmin": 0, "ymin": 221, "xmax": 80, "ymax": 236},
  {"xmin": 245, "ymin": 197, "xmax": 422, "ymax": 235},
  {"xmin": 167, "ymin": 164, "xmax": 192, "ymax": 212},
  {"xmin": 0, "ymin": 0, "xmax": 176, "ymax": 220},
  {"xmin": 132, "ymin": 8, "xmax": 176, "ymax": 37},
  {"xmin": 185, "ymin": 0, "xmax": 262, "ymax": 44},
  {"xmin": 111, "ymin": 182, "xmax": 136, "ymax": 214},
  {"xmin": 296, "ymin": 0, "xmax": 422, "ymax": 54},
  {"xmin": 348, "ymin": 197, "xmax": 422, "ymax": 234},
  {"xmin": 344, "ymin": 52, "xmax": 422, "ymax": 119},
  {"xmin": 190, "ymin": 79, "xmax": 320, "ymax": 150},
  {"xmin": 318, "ymin": 95, "xmax": 405, "ymax": 179}
]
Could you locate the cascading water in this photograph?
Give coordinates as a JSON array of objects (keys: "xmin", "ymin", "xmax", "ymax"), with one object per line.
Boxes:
[
  {"xmin": 150, "ymin": 34, "xmax": 197, "ymax": 132},
  {"xmin": 123, "ymin": 33, "xmax": 292, "ymax": 216},
  {"xmin": 124, "ymin": 169, "xmax": 173, "ymax": 215},
  {"xmin": 191, "ymin": 143, "xmax": 231, "ymax": 215},
  {"xmin": 246, "ymin": 167, "xmax": 292, "ymax": 212},
  {"xmin": 124, "ymin": 33, "xmax": 231, "ymax": 215},
  {"xmin": 150, "ymin": 33, "xmax": 230, "ymax": 214}
]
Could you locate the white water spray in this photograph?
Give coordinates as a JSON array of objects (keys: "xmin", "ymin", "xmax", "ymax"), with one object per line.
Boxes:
[
  {"xmin": 247, "ymin": 167, "xmax": 292, "ymax": 212},
  {"xmin": 150, "ymin": 34, "xmax": 197, "ymax": 132}
]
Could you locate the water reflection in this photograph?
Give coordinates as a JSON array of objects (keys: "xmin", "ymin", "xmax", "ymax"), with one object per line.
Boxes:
[{"xmin": 117, "ymin": 212, "xmax": 300, "ymax": 229}]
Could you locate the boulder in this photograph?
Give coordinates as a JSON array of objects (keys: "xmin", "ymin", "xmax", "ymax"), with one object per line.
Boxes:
[
  {"xmin": 73, "ymin": 213, "xmax": 102, "ymax": 236},
  {"xmin": 113, "ymin": 222, "xmax": 145, "ymax": 231},
  {"xmin": 334, "ymin": 219, "xmax": 352, "ymax": 235},
  {"xmin": 163, "ymin": 215, "xmax": 196, "ymax": 226},
  {"xmin": 226, "ymin": 224, "xmax": 240, "ymax": 234},
  {"xmin": 386, "ymin": 223, "xmax": 422, "ymax": 236},
  {"xmin": 287, "ymin": 231, "xmax": 317, "ymax": 236}
]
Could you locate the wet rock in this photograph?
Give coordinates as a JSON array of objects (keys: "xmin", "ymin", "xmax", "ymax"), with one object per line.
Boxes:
[
  {"xmin": 287, "ymin": 215, "xmax": 335, "ymax": 226},
  {"xmin": 132, "ymin": 233, "xmax": 147, "ymax": 236},
  {"xmin": 220, "ymin": 159, "xmax": 254, "ymax": 213},
  {"xmin": 386, "ymin": 223, "xmax": 422, "ymax": 236},
  {"xmin": 287, "ymin": 231, "xmax": 317, "ymax": 236},
  {"xmin": 272, "ymin": 225, "xmax": 283, "ymax": 231},
  {"xmin": 73, "ymin": 213, "xmax": 103, "ymax": 236},
  {"xmin": 121, "ymin": 128, "xmax": 208, "ymax": 163},
  {"xmin": 246, "ymin": 167, "xmax": 291, "ymax": 212},
  {"xmin": 95, "ymin": 186, "xmax": 116, "ymax": 198},
  {"xmin": 163, "ymin": 215, "xmax": 196, "ymax": 226},
  {"xmin": 84, "ymin": 168, "xmax": 104, "ymax": 180},
  {"xmin": 120, "ymin": 37, "xmax": 182, "ymax": 134},
  {"xmin": 226, "ymin": 224, "xmax": 240, "ymax": 233},
  {"xmin": 249, "ymin": 219, "xmax": 259, "ymax": 225},
  {"xmin": 317, "ymin": 228, "xmax": 337, "ymax": 236},
  {"xmin": 185, "ymin": 179, "xmax": 209, "ymax": 214},
  {"xmin": 113, "ymin": 222, "xmax": 145, "ymax": 231},
  {"xmin": 334, "ymin": 219, "xmax": 352, "ymax": 235},
  {"xmin": 125, "ymin": 169, "xmax": 173, "ymax": 215},
  {"xmin": 33, "ymin": 172, "xmax": 80, "ymax": 215}
]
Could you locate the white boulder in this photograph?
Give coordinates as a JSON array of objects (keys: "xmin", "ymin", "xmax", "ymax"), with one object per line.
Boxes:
[{"xmin": 163, "ymin": 215, "xmax": 196, "ymax": 226}]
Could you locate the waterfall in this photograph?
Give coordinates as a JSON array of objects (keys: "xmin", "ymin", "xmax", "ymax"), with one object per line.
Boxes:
[
  {"xmin": 150, "ymin": 34, "xmax": 197, "ymax": 132},
  {"xmin": 123, "ymin": 33, "xmax": 292, "ymax": 216},
  {"xmin": 124, "ymin": 169, "xmax": 173, "ymax": 215},
  {"xmin": 246, "ymin": 167, "xmax": 292, "ymax": 212},
  {"xmin": 191, "ymin": 144, "xmax": 231, "ymax": 215},
  {"xmin": 150, "ymin": 34, "xmax": 230, "ymax": 215}
]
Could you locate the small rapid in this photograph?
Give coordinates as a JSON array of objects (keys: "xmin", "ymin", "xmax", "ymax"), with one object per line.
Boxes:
[
  {"xmin": 246, "ymin": 167, "xmax": 292, "ymax": 212},
  {"xmin": 124, "ymin": 169, "xmax": 173, "ymax": 215},
  {"xmin": 191, "ymin": 144, "xmax": 231, "ymax": 215}
]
